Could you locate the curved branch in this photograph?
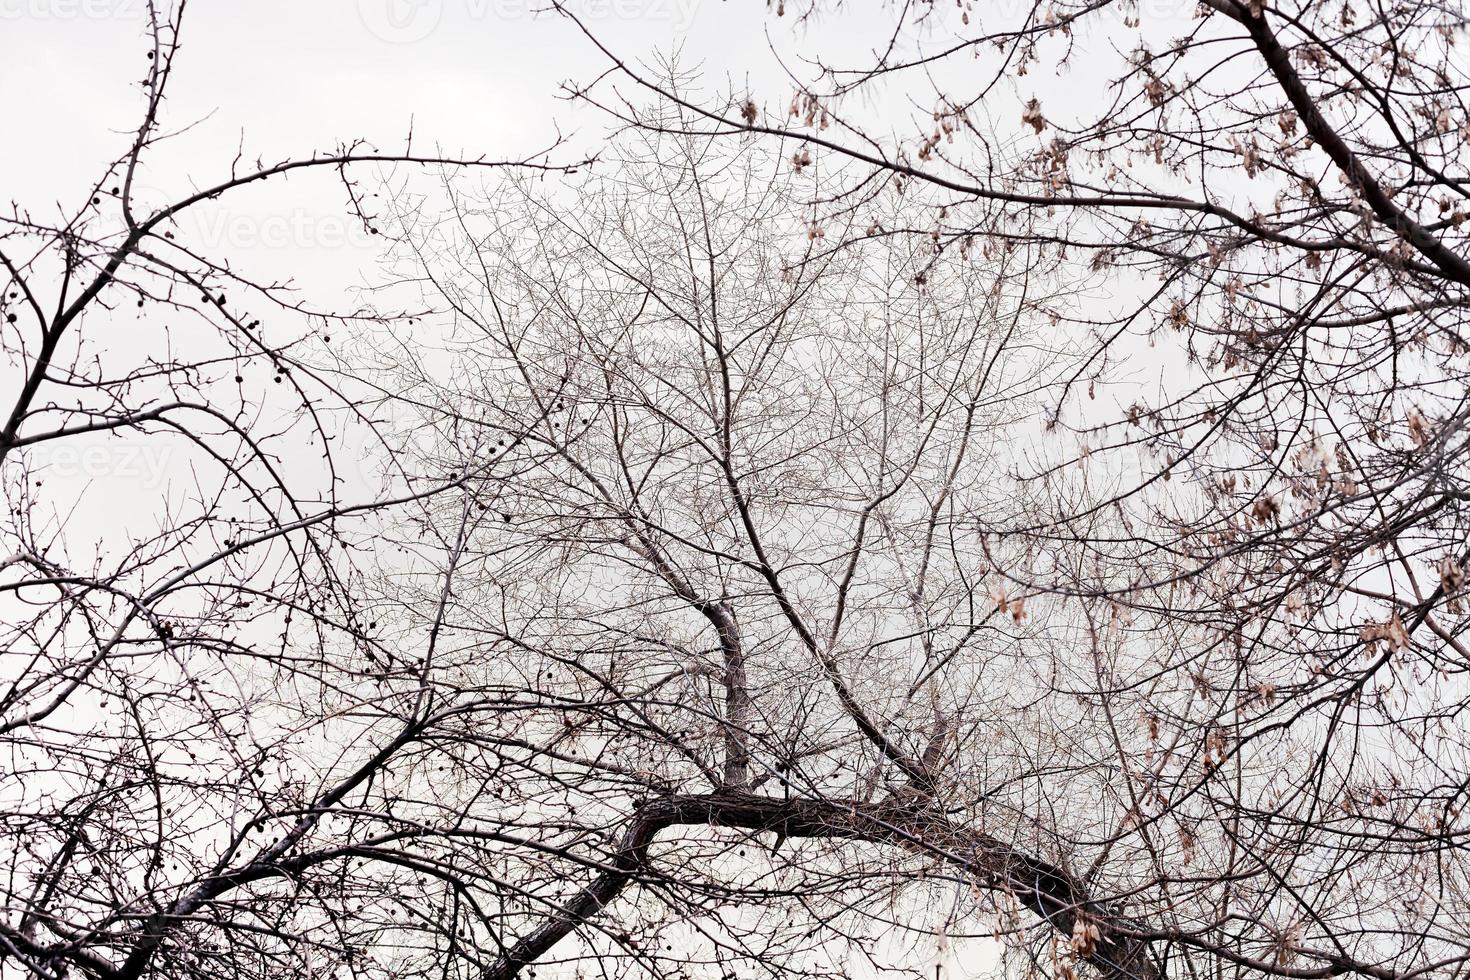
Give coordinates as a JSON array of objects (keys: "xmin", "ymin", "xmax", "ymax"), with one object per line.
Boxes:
[
  {"xmin": 482, "ymin": 792, "xmax": 1162, "ymax": 980},
  {"xmin": 1203, "ymin": 0, "xmax": 1470, "ymax": 286}
]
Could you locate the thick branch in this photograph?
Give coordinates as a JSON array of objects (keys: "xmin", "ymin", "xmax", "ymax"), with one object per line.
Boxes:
[
  {"xmin": 1204, "ymin": 0, "xmax": 1470, "ymax": 286},
  {"xmin": 482, "ymin": 792, "xmax": 1161, "ymax": 980}
]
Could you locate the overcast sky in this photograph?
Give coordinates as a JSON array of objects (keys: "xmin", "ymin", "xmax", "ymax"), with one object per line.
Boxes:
[
  {"xmin": 0, "ymin": 0, "xmax": 1178, "ymax": 527},
  {"xmin": 2, "ymin": 1, "xmax": 802, "ymax": 301},
  {"xmin": 0, "ymin": 6, "xmax": 1223, "ymax": 976},
  {"xmin": 0, "ymin": 0, "xmax": 1193, "ymax": 304},
  {"xmin": 0, "ymin": 6, "xmax": 1019, "ymax": 974}
]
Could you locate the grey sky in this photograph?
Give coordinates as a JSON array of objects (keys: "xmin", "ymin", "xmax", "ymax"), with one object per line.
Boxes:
[
  {"xmin": 0, "ymin": 6, "xmax": 1021, "ymax": 975},
  {"xmin": 1, "ymin": 0, "xmax": 815, "ymax": 296}
]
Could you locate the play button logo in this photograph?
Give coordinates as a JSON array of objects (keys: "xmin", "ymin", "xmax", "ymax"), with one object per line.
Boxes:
[{"xmin": 358, "ymin": 0, "xmax": 442, "ymax": 44}]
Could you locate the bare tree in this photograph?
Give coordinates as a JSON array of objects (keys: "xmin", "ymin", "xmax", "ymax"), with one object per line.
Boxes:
[
  {"xmin": 360, "ymin": 120, "xmax": 1187, "ymax": 980},
  {"xmin": 531, "ymin": 2, "xmax": 1470, "ymax": 979},
  {"xmin": 8, "ymin": 2, "xmax": 1470, "ymax": 979},
  {"xmin": 0, "ymin": 4, "xmax": 574, "ymax": 978}
]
